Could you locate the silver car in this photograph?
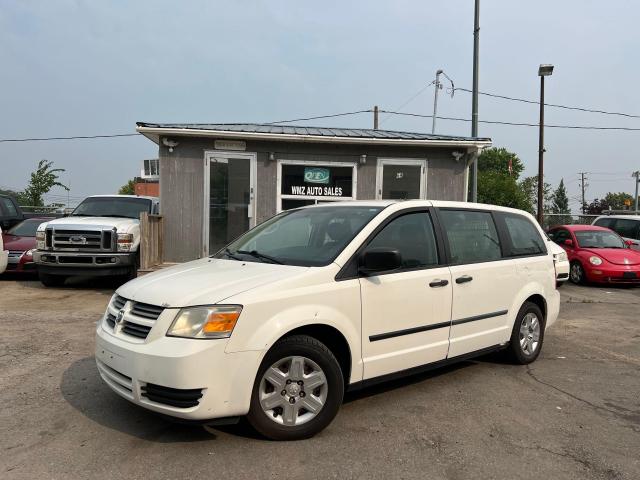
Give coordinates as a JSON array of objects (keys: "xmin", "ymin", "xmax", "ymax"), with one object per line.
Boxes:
[{"xmin": 592, "ymin": 215, "xmax": 640, "ymax": 251}]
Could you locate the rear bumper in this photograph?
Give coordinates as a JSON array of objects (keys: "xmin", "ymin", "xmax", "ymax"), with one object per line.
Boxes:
[{"xmin": 34, "ymin": 251, "xmax": 135, "ymax": 276}]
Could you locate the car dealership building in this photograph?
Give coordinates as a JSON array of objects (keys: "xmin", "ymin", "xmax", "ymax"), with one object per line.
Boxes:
[{"xmin": 136, "ymin": 122, "xmax": 491, "ymax": 263}]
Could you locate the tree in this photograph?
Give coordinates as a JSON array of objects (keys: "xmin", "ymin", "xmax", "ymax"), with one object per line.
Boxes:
[
  {"xmin": 118, "ymin": 179, "xmax": 136, "ymax": 195},
  {"xmin": 19, "ymin": 159, "xmax": 69, "ymax": 207},
  {"xmin": 602, "ymin": 192, "xmax": 634, "ymax": 210},
  {"xmin": 584, "ymin": 198, "xmax": 606, "ymax": 214},
  {"xmin": 476, "ymin": 147, "xmax": 530, "ymax": 211},
  {"xmin": 551, "ymin": 179, "xmax": 570, "ymax": 214},
  {"xmin": 519, "ymin": 175, "xmax": 552, "ymax": 216}
]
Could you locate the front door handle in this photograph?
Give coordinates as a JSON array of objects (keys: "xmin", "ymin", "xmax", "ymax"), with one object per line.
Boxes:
[
  {"xmin": 455, "ymin": 275, "xmax": 473, "ymax": 284},
  {"xmin": 429, "ymin": 279, "xmax": 449, "ymax": 288}
]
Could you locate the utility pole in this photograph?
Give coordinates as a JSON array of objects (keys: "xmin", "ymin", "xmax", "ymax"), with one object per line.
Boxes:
[
  {"xmin": 373, "ymin": 105, "xmax": 379, "ymax": 130},
  {"xmin": 579, "ymin": 172, "xmax": 589, "ymax": 214},
  {"xmin": 633, "ymin": 170, "xmax": 640, "ymax": 213},
  {"xmin": 432, "ymin": 70, "xmax": 443, "ymax": 134},
  {"xmin": 471, "ymin": 0, "xmax": 480, "ymax": 202}
]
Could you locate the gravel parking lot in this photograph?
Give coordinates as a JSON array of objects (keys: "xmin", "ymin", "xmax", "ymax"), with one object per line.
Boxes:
[{"xmin": 1, "ymin": 277, "xmax": 639, "ymax": 480}]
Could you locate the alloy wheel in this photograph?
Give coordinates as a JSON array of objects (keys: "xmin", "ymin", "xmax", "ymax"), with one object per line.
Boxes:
[
  {"xmin": 258, "ymin": 356, "xmax": 328, "ymax": 426},
  {"xmin": 519, "ymin": 312, "xmax": 541, "ymax": 356},
  {"xmin": 570, "ymin": 263, "xmax": 583, "ymax": 283}
]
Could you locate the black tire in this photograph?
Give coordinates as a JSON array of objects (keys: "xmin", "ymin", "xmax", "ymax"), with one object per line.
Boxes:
[
  {"xmin": 505, "ymin": 301, "xmax": 545, "ymax": 365},
  {"xmin": 569, "ymin": 261, "xmax": 586, "ymax": 285},
  {"xmin": 38, "ymin": 272, "xmax": 68, "ymax": 287},
  {"xmin": 247, "ymin": 335, "xmax": 344, "ymax": 441}
]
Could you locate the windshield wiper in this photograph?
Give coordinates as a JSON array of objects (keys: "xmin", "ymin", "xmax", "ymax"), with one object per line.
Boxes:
[
  {"xmin": 220, "ymin": 248, "xmax": 243, "ymax": 261},
  {"xmin": 236, "ymin": 249, "xmax": 283, "ymax": 264}
]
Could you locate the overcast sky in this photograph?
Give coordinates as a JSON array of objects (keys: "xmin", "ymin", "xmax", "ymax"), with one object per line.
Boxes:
[{"xmin": 1, "ymin": 0, "xmax": 639, "ymax": 209}]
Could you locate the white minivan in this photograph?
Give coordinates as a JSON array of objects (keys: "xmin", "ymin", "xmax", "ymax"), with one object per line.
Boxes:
[{"xmin": 96, "ymin": 201, "xmax": 560, "ymax": 440}]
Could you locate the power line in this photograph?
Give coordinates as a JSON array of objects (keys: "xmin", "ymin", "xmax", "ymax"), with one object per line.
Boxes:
[
  {"xmin": 453, "ymin": 87, "xmax": 640, "ymax": 119},
  {"xmin": 265, "ymin": 110, "xmax": 372, "ymax": 125},
  {"xmin": 380, "ymin": 110, "xmax": 640, "ymax": 131},
  {"xmin": 380, "ymin": 82, "xmax": 435, "ymax": 126},
  {"xmin": 0, "ymin": 133, "xmax": 140, "ymax": 143}
]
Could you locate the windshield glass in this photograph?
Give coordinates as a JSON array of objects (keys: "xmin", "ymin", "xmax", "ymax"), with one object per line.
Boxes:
[
  {"xmin": 71, "ymin": 197, "xmax": 152, "ymax": 219},
  {"xmin": 216, "ymin": 206, "xmax": 384, "ymax": 266},
  {"xmin": 7, "ymin": 218, "xmax": 46, "ymax": 237},
  {"xmin": 575, "ymin": 230, "xmax": 625, "ymax": 249}
]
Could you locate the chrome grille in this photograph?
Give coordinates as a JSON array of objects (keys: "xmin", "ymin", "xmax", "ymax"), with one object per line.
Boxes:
[
  {"xmin": 130, "ymin": 302, "xmax": 164, "ymax": 320},
  {"xmin": 48, "ymin": 227, "xmax": 115, "ymax": 252}
]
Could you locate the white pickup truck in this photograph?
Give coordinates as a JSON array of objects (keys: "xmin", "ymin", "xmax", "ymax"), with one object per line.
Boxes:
[{"xmin": 33, "ymin": 195, "xmax": 159, "ymax": 287}]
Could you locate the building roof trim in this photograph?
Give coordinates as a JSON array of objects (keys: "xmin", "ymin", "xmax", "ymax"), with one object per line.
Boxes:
[{"xmin": 135, "ymin": 122, "xmax": 492, "ymax": 149}]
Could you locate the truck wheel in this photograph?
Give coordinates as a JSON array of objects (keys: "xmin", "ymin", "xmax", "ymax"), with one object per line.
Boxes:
[
  {"xmin": 247, "ymin": 335, "xmax": 344, "ymax": 440},
  {"xmin": 38, "ymin": 272, "xmax": 68, "ymax": 287},
  {"xmin": 504, "ymin": 301, "xmax": 545, "ymax": 365}
]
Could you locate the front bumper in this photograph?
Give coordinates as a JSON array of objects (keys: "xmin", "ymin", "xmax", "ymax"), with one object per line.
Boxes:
[
  {"xmin": 34, "ymin": 250, "xmax": 135, "ymax": 276},
  {"xmin": 95, "ymin": 308, "xmax": 262, "ymax": 421},
  {"xmin": 586, "ymin": 265, "xmax": 640, "ymax": 284}
]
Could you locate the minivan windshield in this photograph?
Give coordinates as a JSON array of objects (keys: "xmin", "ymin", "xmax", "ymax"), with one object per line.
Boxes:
[
  {"xmin": 71, "ymin": 197, "xmax": 152, "ymax": 219},
  {"xmin": 216, "ymin": 206, "xmax": 384, "ymax": 266},
  {"xmin": 574, "ymin": 230, "xmax": 626, "ymax": 249}
]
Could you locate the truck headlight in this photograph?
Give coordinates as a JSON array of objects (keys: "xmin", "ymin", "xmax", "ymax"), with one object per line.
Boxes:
[
  {"xmin": 117, "ymin": 233, "xmax": 134, "ymax": 252},
  {"xmin": 36, "ymin": 231, "xmax": 46, "ymax": 250},
  {"xmin": 589, "ymin": 256, "xmax": 603, "ymax": 266},
  {"xmin": 167, "ymin": 305, "xmax": 242, "ymax": 339}
]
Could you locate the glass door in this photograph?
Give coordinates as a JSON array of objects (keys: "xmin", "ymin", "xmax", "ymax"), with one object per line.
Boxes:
[
  {"xmin": 205, "ymin": 153, "xmax": 256, "ymax": 255},
  {"xmin": 376, "ymin": 159, "xmax": 427, "ymax": 200}
]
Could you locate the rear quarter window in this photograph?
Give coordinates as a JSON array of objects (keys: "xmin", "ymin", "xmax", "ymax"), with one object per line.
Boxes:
[
  {"xmin": 612, "ymin": 218, "xmax": 640, "ymax": 240},
  {"xmin": 499, "ymin": 213, "xmax": 546, "ymax": 256},
  {"xmin": 594, "ymin": 217, "xmax": 615, "ymax": 228},
  {"xmin": 438, "ymin": 209, "xmax": 502, "ymax": 264}
]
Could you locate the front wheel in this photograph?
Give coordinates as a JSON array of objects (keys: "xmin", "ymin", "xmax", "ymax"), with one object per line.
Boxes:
[
  {"xmin": 505, "ymin": 301, "xmax": 545, "ymax": 364},
  {"xmin": 569, "ymin": 261, "xmax": 586, "ymax": 285},
  {"xmin": 247, "ymin": 335, "xmax": 344, "ymax": 440}
]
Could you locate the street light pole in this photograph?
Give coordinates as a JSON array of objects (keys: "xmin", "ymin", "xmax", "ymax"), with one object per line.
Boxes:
[
  {"xmin": 471, "ymin": 0, "xmax": 480, "ymax": 202},
  {"xmin": 432, "ymin": 70, "xmax": 443, "ymax": 134},
  {"xmin": 537, "ymin": 64, "xmax": 554, "ymax": 225},
  {"xmin": 633, "ymin": 170, "xmax": 640, "ymax": 213}
]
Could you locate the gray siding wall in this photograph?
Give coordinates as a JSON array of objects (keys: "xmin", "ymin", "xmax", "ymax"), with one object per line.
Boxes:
[{"xmin": 158, "ymin": 136, "xmax": 469, "ymax": 262}]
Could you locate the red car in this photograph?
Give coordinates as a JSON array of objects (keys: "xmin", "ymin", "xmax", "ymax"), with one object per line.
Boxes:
[
  {"xmin": 1, "ymin": 218, "xmax": 49, "ymax": 274},
  {"xmin": 547, "ymin": 225, "xmax": 640, "ymax": 285}
]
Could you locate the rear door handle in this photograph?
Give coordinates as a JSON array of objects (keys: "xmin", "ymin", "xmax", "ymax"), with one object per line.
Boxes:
[
  {"xmin": 429, "ymin": 279, "xmax": 449, "ymax": 288},
  {"xmin": 455, "ymin": 275, "xmax": 473, "ymax": 284}
]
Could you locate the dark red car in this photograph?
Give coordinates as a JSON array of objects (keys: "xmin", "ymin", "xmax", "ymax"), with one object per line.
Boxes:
[
  {"xmin": 547, "ymin": 225, "xmax": 640, "ymax": 285},
  {"xmin": 1, "ymin": 218, "xmax": 49, "ymax": 274}
]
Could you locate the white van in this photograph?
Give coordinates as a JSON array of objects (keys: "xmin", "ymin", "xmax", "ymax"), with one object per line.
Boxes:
[
  {"xmin": 592, "ymin": 215, "xmax": 640, "ymax": 251},
  {"xmin": 96, "ymin": 201, "xmax": 560, "ymax": 440},
  {"xmin": 0, "ymin": 226, "xmax": 8, "ymax": 274}
]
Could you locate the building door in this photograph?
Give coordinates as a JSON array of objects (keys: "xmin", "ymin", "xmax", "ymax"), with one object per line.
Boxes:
[
  {"xmin": 204, "ymin": 152, "xmax": 257, "ymax": 256},
  {"xmin": 376, "ymin": 158, "xmax": 427, "ymax": 200}
]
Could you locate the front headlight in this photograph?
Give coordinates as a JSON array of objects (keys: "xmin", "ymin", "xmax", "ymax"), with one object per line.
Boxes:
[
  {"xmin": 167, "ymin": 305, "xmax": 242, "ymax": 339},
  {"xmin": 554, "ymin": 251, "xmax": 568, "ymax": 263},
  {"xmin": 117, "ymin": 233, "xmax": 134, "ymax": 252},
  {"xmin": 589, "ymin": 256, "xmax": 603, "ymax": 266},
  {"xmin": 36, "ymin": 231, "xmax": 46, "ymax": 250}
]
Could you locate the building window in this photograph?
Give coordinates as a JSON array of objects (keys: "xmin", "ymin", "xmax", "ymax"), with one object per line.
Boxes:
[{"xmin": 277, "ymin": 161, "xmax": 357, "ymax": 211}]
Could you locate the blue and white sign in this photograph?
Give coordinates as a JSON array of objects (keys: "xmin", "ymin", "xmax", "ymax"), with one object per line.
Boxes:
[{"xmin": 304, "ymin": 167, "xmax": 330, "ymax": 184}]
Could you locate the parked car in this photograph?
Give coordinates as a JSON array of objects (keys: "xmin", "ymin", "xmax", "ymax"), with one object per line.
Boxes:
[
  {"xmin": 96, "ymin": 200, "xmax": 560, "ymax": 440},
  {"xmin": 592, "ymin": 215, "xmax": 640, "ymax": 251},
  {"xmin": 1, "ymin": 217, "xmax": 49, "ymax": 274},
  {"xmin": 547, "ymin": 240, "xmax": 569, "ymax": 285},
  {"xmin": 0, "ymin": 226, "xmax": 8, "ymax": 274},
  {"xmin": 548, "ymin": 224, "xmax": 640, "ymax": 284},
  {"xmin": 33, "ymin": 195, "xmax": 160, "ymax": 287},
  {"xmin": 0, "ymin": 194, "xmax": 26, "ymax": 230}
]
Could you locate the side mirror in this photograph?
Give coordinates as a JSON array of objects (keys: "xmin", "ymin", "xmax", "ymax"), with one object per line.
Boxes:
[
  {"xmin": 359, "ymin": 248, "xmax": 402, "ymax": 276},
  {"xmin": 625, "ymin": 240, "xmax": 634, "ymax": 247},
  {"xmin": 563, "ymin": 239, "xmax": 574, "ymax": 247}
]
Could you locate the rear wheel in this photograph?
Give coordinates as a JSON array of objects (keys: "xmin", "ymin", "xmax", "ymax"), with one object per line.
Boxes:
[
  {"xmin": 505, "ymin": 301, "xmax": 545, "ymax": 364},
  {"xmin": 569, "ymin": 261, "xmax": 586, "ymax": 284},
  {"xmin": 247, "ymin": 335, "xmax": 344, "ymax": 440},
  {"xmin": 38, "ymin": 272, "xmax": 68, "ymax": 287}
]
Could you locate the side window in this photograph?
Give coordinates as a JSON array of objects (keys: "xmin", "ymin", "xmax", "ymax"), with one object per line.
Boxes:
[
  {"xmin": 439, "ymin": 209, "xmax": 501, "ymax": 264},
  {"xmin": 612, "ymin": 219, "xmax": 640, "ymax": 240},
  {"xmin": 594, "ymin": 217, "xmax": 615, "ymax": 228},
  {"xmin": 550, "ymin": 229, "xmax": 570, "ymax": 245},
  {"xmin": 365, "ymin": 212, "xmax": 438, "ymax": 269},
  {"xmin": 501, "ymin": 213, "xmax": 546, "ymax": 256},
  {"xmin": 0, "ymin": 198, "xmax": 18, "ymax": 216}
]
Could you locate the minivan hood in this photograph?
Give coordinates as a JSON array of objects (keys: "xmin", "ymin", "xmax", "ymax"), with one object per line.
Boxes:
[
  {"xmin": 583, "ymin": 248, "xmax": 640, "ymax": 266},
  {"xmin": 117, "ymin": 258, "xmax": 309, "ymax": 307},
  {"xmin": 40, "ymin": 216, "xmax": 138, "ymax": 232}
]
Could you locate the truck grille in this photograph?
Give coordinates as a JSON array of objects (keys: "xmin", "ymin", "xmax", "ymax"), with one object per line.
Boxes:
[
  {"xmin": 47, "ymin": 227, "xmax": 115, "ymax": 252},
  {"xmin": 141, "ymin": 384, "xmax": 204, "ymax": 408}
]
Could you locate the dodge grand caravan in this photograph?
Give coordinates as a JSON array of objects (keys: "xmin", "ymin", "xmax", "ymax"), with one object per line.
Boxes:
[{"xmin": 96, "ymin": 201, "xmax": 560, "ymax": 440}]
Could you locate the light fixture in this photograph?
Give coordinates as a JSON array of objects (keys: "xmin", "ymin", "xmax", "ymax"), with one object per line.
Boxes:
[
  {"xmin": 360, "ymin": 154, "xmax": 367, "ymax": 165},
  {"xmin": 268, "ymin": 152, "xmax": 275, "ymax": 162},
  {"xmin": 452, "ymin": 151, "xmax": 464, "ymax": 162},
  {"xmin": 538, "ymin": 64, "xmax": 554, "ymax": 76},
  {"xmin": 161, "ymin": 137, "xmax": 179, "ymax": 153}
]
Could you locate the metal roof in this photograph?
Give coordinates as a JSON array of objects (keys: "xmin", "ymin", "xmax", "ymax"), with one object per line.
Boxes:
[{"xmin": 136, "ymin": 122, "xmax": 491, "ymax": 148}]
